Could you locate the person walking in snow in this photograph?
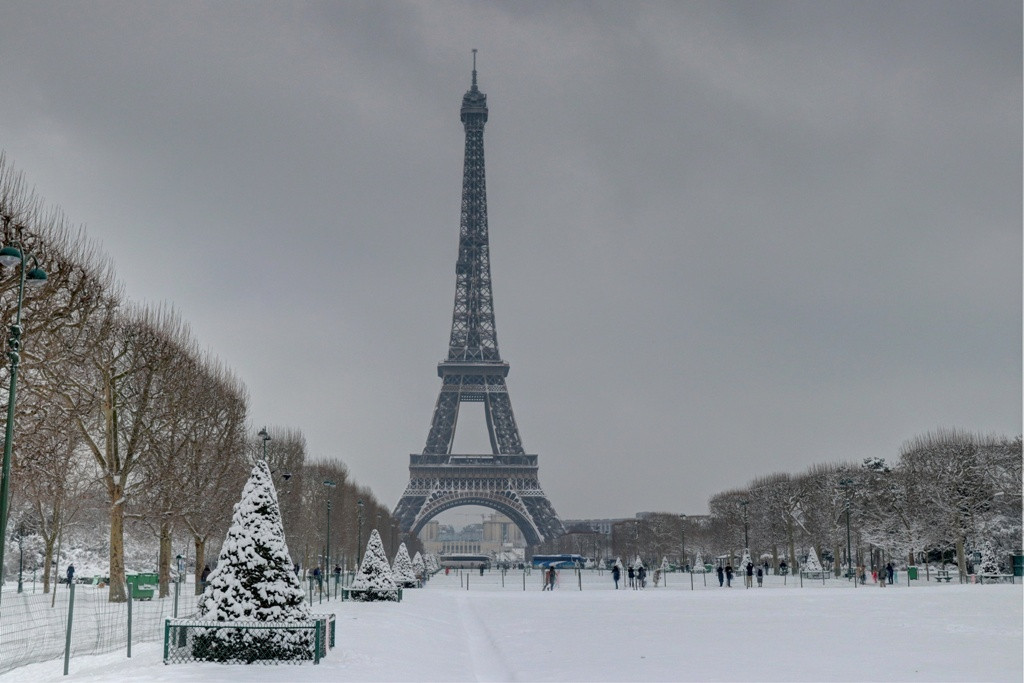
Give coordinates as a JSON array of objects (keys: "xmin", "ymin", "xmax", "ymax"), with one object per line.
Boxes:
[
  {"xmin": 312, "ymin": 566, "xmax": 322, "ymax": 595},
  {"xmin": 745, "ymin": 562, "xmax": 754, "ymax": 588},
  {"xmin": 200, "ymin": 564, "xmax": 211, "ymax": 590},
  {"xmin": 66, "ymin": 564, "xmax": 75, "ymax": 587},
  {"xmin": 716, "ymin": 565, "xmax": 725, "ymax": 587},
  {"xmin": 886, "ymin": 562, "xmax": 894, "ymax": 584},
  {"xmin": 637, "ymin": 565, "xmax": 647, "ymax": 589},
  {"xmin": 612, "ymin": 564, "xmax": 621, "ymax": 589},
  {"xmin": 756, "ymin": 567, "xmax": 763, "ymax": 587},
  {"xmin": 628, "ymin": 565, "xmax": 635, "ymax": 589},
  {"xmin": 543, "ymin": 566, "xmax": 556, "ymax": 591},
  {"xmin": 725, "ymin": 564, "xmax": 734, "ymax": 587},
  {"xmin": 779, "ymin": 559, "xmax": 788, "ymax": 576}
]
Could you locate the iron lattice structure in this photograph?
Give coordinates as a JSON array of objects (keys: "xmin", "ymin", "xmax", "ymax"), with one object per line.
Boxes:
[{"xmin": 395, "ymin": 59, "xmax": 564, "ymax": 546}]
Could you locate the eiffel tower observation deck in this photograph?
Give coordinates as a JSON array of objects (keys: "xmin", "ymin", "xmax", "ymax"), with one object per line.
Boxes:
[{"xmin": 394, "ymin": 54, "xmax": 564, "ymax": 546}]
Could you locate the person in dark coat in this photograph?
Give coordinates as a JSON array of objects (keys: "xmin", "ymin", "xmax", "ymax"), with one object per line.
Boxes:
[
  {"xmin": 628, "ymin": 565, "xmax": 635, "ymax": 588},
  {"xmin": 725, "ymin": 564, "xmax": 734, "ymax": 587},
  {"xmin": 200, "ymin": 564, "xmax": 211, "ymax": 589},
  {"xmin": 886, "ymin": 562, "xmax": 894, "ymax": 584},
  {"xmin": 66, "ymin": 564, "xmax": 75, "ymax": 587},
  {"xmin": 637, "ymin": 565, "xmax": 647, "ymax": 589},
  {"xmin": 756, "ymin": 567, "xmax": 764, "ymax": 587},
  {"xmin": 612, "ymin": 564, "xmax": 621, "ymax": 589},
  {"xmin": 716, "ymin": 565, "xmax": 725, "ymax": 587},
  {"xmin": 745, "ymin": 562, "xmax": 754, "ymax": 588}
]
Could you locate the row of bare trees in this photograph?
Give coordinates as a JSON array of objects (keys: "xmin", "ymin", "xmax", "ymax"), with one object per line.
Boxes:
[
  {"xmin": 0, "ymin": 154, "xmax": 407, "ymax": 600},
  {"xmin": 542, "ymin": 430, "xmax": 1020, "ymax": 576}
]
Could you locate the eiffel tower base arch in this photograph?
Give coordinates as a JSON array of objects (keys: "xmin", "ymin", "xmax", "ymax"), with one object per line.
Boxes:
[{"xmin": 394, "ymin": 455, "xmax": 563, "ymax": 547}]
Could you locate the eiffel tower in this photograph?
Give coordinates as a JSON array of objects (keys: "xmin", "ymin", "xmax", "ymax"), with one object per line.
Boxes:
[{"xmin": 394, "ymin": 54, "xmax": 564, "ymax": 546}]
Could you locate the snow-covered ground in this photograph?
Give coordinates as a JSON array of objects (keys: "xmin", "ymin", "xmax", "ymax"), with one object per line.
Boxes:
[{"xmin": 8, "ymin": 570, "xmax": 1022, "ymax": 682}]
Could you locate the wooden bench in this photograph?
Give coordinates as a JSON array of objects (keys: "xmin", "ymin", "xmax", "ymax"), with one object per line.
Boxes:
[{"xmin": 934, "ymin": 570, "xmax": 952, "ymax": 582}]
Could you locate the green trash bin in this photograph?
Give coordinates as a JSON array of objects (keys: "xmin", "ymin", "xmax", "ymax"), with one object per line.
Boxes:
[
  {"xmin": 126, "ymin": 573, "xmax": 157, "ymax": 600},
  {"xmin": 1012, "ymin": 555, "xmax": 1023, "ymax": 577},
  {"xmin": 907, "ymin": 566, "xmax": 918, "ymax": 580}
]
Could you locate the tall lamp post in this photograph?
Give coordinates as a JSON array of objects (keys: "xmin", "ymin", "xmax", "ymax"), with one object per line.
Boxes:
[
  {"xmin": 739, "ymin": 500, "xmax": 749, "ymax": 550},
  {"xmin": 323, "ymin": 480, "xmax": 335, "ymax": 598},
  {"xmin": 258, "ymin": 426, "xmax": 271, "ymax": 461},
  {"xmin": 17, "ymin": 521, "xmax": 25, "ymax": 593},
  {"xmin": 839, "ymin": 479, "xmax": 854, "ymax": 581},
  {"xmin": 0, "ymin": 232, "xmax": 47, "ymax": 606},
  {"xmin": 356, "ymin": 499, "xmax": 365, "ymax": 568},
  {"xmin": 679, "ymin": 514, "xmax": 687, "ymax": 571}
]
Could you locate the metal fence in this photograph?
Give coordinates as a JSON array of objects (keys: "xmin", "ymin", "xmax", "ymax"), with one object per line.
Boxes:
[
  {"xmin": 0, "ymin": 580, "xmax": 200, "ymax": 676},
  {"xmin": 163, "ymin": 615, "xmax": 334, "ymax": 665}
]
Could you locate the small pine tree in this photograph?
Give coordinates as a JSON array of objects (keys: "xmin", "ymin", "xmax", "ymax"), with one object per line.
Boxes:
[
  {"xmin": 693, "ymin": 553, "xmax": 705, "ymax": 572},
  {"xmin": 803, "ymin": 547, "xmax": 823, "ymax": 573},
  {"xmin": 978, "ymin": 542, "xmax": 1000, "ymax": 575},
  {"xmin": 425, "ymin": 553, "xmax": 440, "ymax": 574},
  {"xmin": 194, "ymin": 460, "xmax": 311, "ymax": 662},
  {"xmin": 391, "ymin": 543, "xmax": 418, "ymax": 588},
  {"xmin": 350, "ymin": 529, "xmax": 399, "ymax": 601},
  {"xmin": 412, "ymin": 551, "xmax": 426, "ymax": 581}
]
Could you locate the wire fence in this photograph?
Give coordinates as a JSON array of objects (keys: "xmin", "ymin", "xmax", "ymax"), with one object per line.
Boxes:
[{"xmin": 0, "ymin": 580, "xmax": 200, "ymax": 676}]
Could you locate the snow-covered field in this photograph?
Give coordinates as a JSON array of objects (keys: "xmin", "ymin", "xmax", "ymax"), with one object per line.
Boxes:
[{"xmin": 8, "ymin": 570, "xmax": 1022, "ymax": 682}]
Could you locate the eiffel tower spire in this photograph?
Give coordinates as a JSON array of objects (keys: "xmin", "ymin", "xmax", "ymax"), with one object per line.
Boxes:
[{"xmin": 394, "ymin": 57, "xmax": 563, "ymax": 545}]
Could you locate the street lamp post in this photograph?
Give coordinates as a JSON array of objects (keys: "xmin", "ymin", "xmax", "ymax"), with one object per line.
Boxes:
[
  {"xmin": 17, "ymin": 521, "xmax": 25, "ymax": 593},
  {"xmin": 324, "ymin": 480, "xmax": 336, "ymax": 599},
  {"xmin": 0, "ymin": 231, "xmax": 47, "ymax": 605},
  {"xmin": 839, "ymin": 479, "xmax": 854, "ymax": 582},
  {"xmin": 258, "ymin": 427, "xmax": 271, "ymax": 461},
  {"xmin": 739, "ymin": 500, "xmax": 749, "ymax": 550},
  {"xmin": 679, "ymin": 514, "xmax": 687, "ymax": 571},
  {"xmin": 356, "ymin": 499, "xmax": 365, "ymax": 568}
]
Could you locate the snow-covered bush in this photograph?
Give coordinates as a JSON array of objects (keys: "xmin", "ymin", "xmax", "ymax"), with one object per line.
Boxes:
[
  {"xmin": 350, "ymin": 529, "xmax": 399, "ymax": 601},
  {"xmin": 392, "ymin": 543, "xmax": 418, "ymax": 588},
  {"xmin": 194, "ymin": 460, "xmax": 311, "ymax": 662}
]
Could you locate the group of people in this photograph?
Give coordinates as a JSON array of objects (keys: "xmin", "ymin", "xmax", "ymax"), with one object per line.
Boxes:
[
  {"xmin": 610, "ymin": 563, "xmax": 648, "ymax": 589},
  {"xmin": 715, "ymin": 561, "xmax": 767, "ymax": 588}
]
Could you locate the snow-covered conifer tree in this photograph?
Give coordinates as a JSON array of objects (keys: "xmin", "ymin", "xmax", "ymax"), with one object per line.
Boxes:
[
  {"xmin": 194, "ymin": 460, "xmax": 311, "ymax": 661},
  {"xmin": 693, "ymin": 553, "xmax": 705, "ymax": 572},
  {"xmin": 803, "ymin": 546, "xmax": 823, "ymax": 573},
  {"xmin": 425, "ymin": 553, "xmax": 440, "ymax": 574},
  {"xmin": 978, "ymin": 542, "xmax": 1000, "ymax": 575},
  {"xmin": 350, "ymin": 529, "xmax": 399, "ymax": 601},
  {"xmin": 391, "ymin": 543, "xmax": 418, "ymax": 588},
  {"xmin": 412, "ymin": 551, "xmax": 426, "ymax": 581},
  {"xmin": 739, "ymin": 549, "xmax": 752, "ymax": 569}
]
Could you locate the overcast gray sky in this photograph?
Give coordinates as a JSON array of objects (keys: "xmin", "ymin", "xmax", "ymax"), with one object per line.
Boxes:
[{"xmin": 1, "ymin": 1, "xmax": 1019, "ymax": 520}]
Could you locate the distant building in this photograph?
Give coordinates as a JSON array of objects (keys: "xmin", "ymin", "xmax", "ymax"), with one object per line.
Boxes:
[{"xmin": 419, "ymin": 512, "xmax": 526, "ymax": 558}]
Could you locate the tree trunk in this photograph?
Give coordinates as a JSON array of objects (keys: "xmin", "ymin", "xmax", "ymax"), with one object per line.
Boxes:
[
  {"xmin": 42, "ymin": 533, "xmax": 55, "ymax": 594},
  {"xmin": 833, "ymin": 544, "xmax": 842, "ymax": 576},
  {"xmin": 158, "ymin": 521, "xmax": 171, "ymax": 598},
  {"xmin": 108, "ymin": 489, "xmax": 127, "ymax": 602},
  {"xmin": 194, "ymin": 535, "xmax": 206, "ymax": 596}
]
